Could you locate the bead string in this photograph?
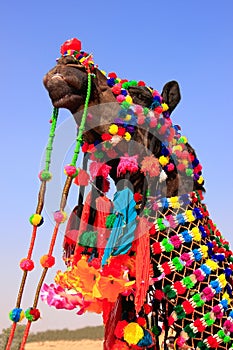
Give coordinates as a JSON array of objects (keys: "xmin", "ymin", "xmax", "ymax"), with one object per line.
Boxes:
[
  {"xmin": 19, "ymin": 70, "xmax": 92, "ymax": 349},
  {"xmin": 6, "ymin": 107, "xmax": 59, "ymax": 350}
]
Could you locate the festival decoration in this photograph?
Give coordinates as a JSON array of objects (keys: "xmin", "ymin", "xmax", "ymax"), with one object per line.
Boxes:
[{"xmin": 6, "ymin": 38, "xmax": 233, "ymax": 350}]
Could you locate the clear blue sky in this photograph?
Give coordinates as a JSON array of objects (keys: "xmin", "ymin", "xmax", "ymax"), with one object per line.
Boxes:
[{"xmin": 0, "ymin": 0, "xmax": 233, "ymax": 333}]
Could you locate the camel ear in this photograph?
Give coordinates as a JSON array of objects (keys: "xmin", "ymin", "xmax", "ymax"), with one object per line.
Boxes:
[{"xmin": 161, "ymin": 81, "xmax": 181, "ymax": 114}]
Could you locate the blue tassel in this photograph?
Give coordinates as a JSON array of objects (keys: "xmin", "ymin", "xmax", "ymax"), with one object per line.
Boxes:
[{"xmin": 101, "ymin": 188, "xmax": 137, "ymax": 266}]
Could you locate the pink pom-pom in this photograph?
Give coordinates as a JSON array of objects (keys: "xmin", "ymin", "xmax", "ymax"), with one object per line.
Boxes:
[
  {"xmin": 54, "ymin": 210, "xmax": 67, "ymax": 223},
  {"xmin": 167, "ymin": 163, "xmax": 175, "ymax": 172},
  {"xmin": 20, "ymin": 258, "xmax": 34, "ymax": 271},
  {"xmin": 116, "ymin": 94, "xmax": 126, "ymax": 103},
  {"xmin": 64, "ymin": 165, "xmax": 78, "ymax": 177},
  {"xmin": 149, "ymin": 117, "xmax": 157, "ymax": 128},
  {"xmin": 135, "ymin": 105, "xmax": 143, "ymax": 114}
]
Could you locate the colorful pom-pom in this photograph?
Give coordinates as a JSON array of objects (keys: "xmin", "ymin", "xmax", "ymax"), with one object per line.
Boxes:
[
  {"xmin": 123, "ymin": 322, "xmax": 144, "ymax": 345},
  {"xmin": 40, "ymin": 254, "xmax": 55, "ymax": 268},
  {"xmin": 20, "ymin": 258, "xmax": 34, "ymax": 271},
  {"xmin": 54, "ymin": 210, "xmax": 67, "ymax": 223},
  {"xmin": 38, "ymin": 170, "xmax": 52, "ymax": 181},
  {"xmin": 9, "ymin": 308, "xmax": 24, "ymax": 322},
  {"xmin": 25, "ymin": 307, "xmax": 40, "ymax": 322},
  {"xmin": 29, "ymin": 214, "xmax": 44, "ymax": 227},
  {"xmin": 64, "ymin": 165, "xmax": 79, "ymax": 177}
]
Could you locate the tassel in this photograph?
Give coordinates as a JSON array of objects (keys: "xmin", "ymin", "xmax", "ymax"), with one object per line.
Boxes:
[
  {"xmin": 101, "ymin": 188, "xmax": 137, "ymax": 266},
  {"xmin": 134, "ymin": 218, "xmax": 151, "ymax": 314}
]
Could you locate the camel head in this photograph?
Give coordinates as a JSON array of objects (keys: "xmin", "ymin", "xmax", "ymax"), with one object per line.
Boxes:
[{"xmin": 43, "ymin": 38, "xmax": 204, "ymax": 197}]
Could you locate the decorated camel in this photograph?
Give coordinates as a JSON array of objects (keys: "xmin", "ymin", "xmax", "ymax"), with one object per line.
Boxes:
[{"xmin": 6, "ymin": 38, "xmax": 233, "ymax": 350}]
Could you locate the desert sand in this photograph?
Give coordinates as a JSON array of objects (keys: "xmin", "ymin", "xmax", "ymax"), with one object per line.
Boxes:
[{"xmin": 25, "ymin": 339, "xmax": 103, "ymax": 349}]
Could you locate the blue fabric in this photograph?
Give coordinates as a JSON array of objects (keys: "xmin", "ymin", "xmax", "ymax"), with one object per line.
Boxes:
[{"xmin": 101, "ymin": 187, "xmax": 137, "ymax": 266}]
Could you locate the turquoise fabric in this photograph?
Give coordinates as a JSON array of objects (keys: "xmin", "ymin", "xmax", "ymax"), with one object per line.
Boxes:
[{"xmin": 101, "ymin": 187, "xmax": 137, "ymax": 266}]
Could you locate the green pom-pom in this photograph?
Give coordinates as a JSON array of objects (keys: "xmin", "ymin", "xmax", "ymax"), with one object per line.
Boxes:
[
  {"xmin": 174, "ymin": 305, "xmax": 186, "ymax": 319},
  {"xmin": 129, "ymin": 80, "xmax": 138, "ymax": 87},
  {"xmin": 151, "ymin": 325, "xmax": 161, "ymax": 336},
  {"xmin": 186, "ymin": 168, "xmax": 193, "ymax": 176},
  {"xmin": 172, "ymin": 257, "xmax": 184, "ymax": 271},
  {"xmin": 106, "ymin": 214, "xmax": 117, "ymax": 228},
  {"xmin": 94, "ymin": 151, "xmax": 104, "ymax": 159},
  {"xmin": 122, "ymin": 82, "xmax": 130, "ymax": 89},
  {"xmin": 184, "ymin": 325, "xmax": 195, "ymax": 338},
  {"xmin": 39, "ymin": 170, "xmax": 52, "ymax": 181},
  {"xmin": 79, "ymin": 231, "xmax": 97, "ymax": 247},
  {"xmin": 121, "ymin": 101, "xmax": 131, "ymax": 109},
  {"xmin": 163, "ymin": 285, "xmax": 177, "ymax": 299},
  {"xmin": 182, "ymin": 276, "xmax": 195, "ymax": 289},
  {"xmin": 143, "ymin": 107, "xmax": 149, "ymax": 116},
  {"xmin": 197, "ymin": 341, "xmax": 208, "ymax": 350}
]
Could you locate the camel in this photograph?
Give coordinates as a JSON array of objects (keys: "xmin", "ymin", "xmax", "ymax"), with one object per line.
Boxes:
[{"xmin": 41, "ymin": 38, "xmax": 233, "ymax": 350}]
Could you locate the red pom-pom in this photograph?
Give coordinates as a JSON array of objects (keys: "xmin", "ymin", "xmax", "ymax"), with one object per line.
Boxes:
[
  {"xmin": 137, "ymin": 317, "xmax": 147, "ymax": 327},
  {"xmin": 134, "ymin": 192, "xmax": 143, "ymax": 202},
  {"xmin": 207, "ymin": 336, "xmax": 219, "ymax": 348},
  {"xmin": 40, "ymin": 255, "xmax": 55, "ymax": 268},
  {"xmin": 20, "ymin": 258, "xmax": 34, "ymax": 271},
  {"xmin": 60, "ymin": 38, "xmax": 82, "ymax": 55},
  {"xmin": 114, "ymin": 320, "xmax": 128, "ymax": 338},
  {"xmin": 74, "ymin": 169, "xmax": 90, "ymax": 186},
  {"xmin": 193, "ymin": 318, "xmax": 206, "ymax": 332},
  {"xmin": 173, "ymin": 281, "xmax": 186, "ymax": 295},
  {"xmin": 108, "ymin": 72, "xmax": 117, "ymax": 79},
  {"xmin": 182, "ymin": 300, "xmax": 194, "ymax": 314},
  {"xmin": 161, "ymin": 261, "xmax": 172, "ymax": 275},
  {"xmin": 101, "ymin": 133, "xmax": 112, "ymax": 141},
  {"xmin": 144, "ymin": 303, "xmax": 152, "ymax": 314},
  {"xmin": 82, "ymin": 142, "xmax": 89, "ymax": 153},
  {"xmin": 168, "ymin": 315, "xmax": 175, "ymax": 326},
  {"xmin": 30, "ymin": 308, "xmax": 41, "ymax": 321},
  {"xmin": 149, "ymin": 225, "xmax": 157, "ymax": 236},
  {"xmin": 112, "ymin": 84, "xmax": 122, "ymax": 95},
  {"xmin": 117, "ymin": 127, "xmax": 126, "ymax": 136},
  {"xmin": 152, "ymin": 242, "xmax": 162, "ymax": 254},
  {"xmin": 177, "ymin": 163, "xmax": 186, "ymax": 172},
  {"xmin": 138, "ymin": 81, "xmax": 146, "ymax": 86},
  {"xmin": 154, "ymin": 289, "xmax": 164, "ymax": 301}
]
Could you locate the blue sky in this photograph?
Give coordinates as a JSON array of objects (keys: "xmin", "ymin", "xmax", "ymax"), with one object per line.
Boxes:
[{"xmin": 0, "ymin": 0, "xmax": 233, "ymax": 333}]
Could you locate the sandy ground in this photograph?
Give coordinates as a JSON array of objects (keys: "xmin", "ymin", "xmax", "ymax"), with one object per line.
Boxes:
[{"xmin": 25, "ymin": 339, "xmax": 103, "ymax": 349}]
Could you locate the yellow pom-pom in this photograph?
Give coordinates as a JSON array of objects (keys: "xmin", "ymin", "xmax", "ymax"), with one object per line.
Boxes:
[
  {"xmin": 159, "ymin": 156, "xmax": 169, "ymax": 167},
  {"xmin": 197, "ymin": 176, "xmax": 204, "ymax": 184},
  {"xmin": 219, "ymin": 274, "xmax": 227, "ymax": 287},
  {"xmin": 173, "ymin": 145, "xmax": 183, "ymax": 152},
  {"xmin": 223, "ymin": 292, "xmax": 231, "ymax": 303},
  {"xmin": 192, "ymin": 227, "xmax": 201, "ymax": 241},
  {"xmin": 125, "ymin": 95, "xmax": 133, "ymax": 104},
  {"xmin": 200, "ymin": 245, "xmax": 208, "ymax": 258},
  {"xmin": 109, "ymin": 124, "xmax": 119, "ymax": 135},
  {"xmin": 125, "ymin": 114, "xmax": 132, "ymax": 121},
  {"xmin": 205, "ymin": 259, "xmax": 218, "ymax": 271},
  {"xmin": 162, "ymin": 103, "xmax": 169, "ymax": 111},
  {"xmin": 185, "ymin": 210, "xmax": 195, "ymax": 222},
  {"xmin": 123, "ymin": 322, "xmax": 144, "ymax": 345},
  {"xmin": 124, "ymin": 132, "xmax": 131, "ymax": 141}
]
